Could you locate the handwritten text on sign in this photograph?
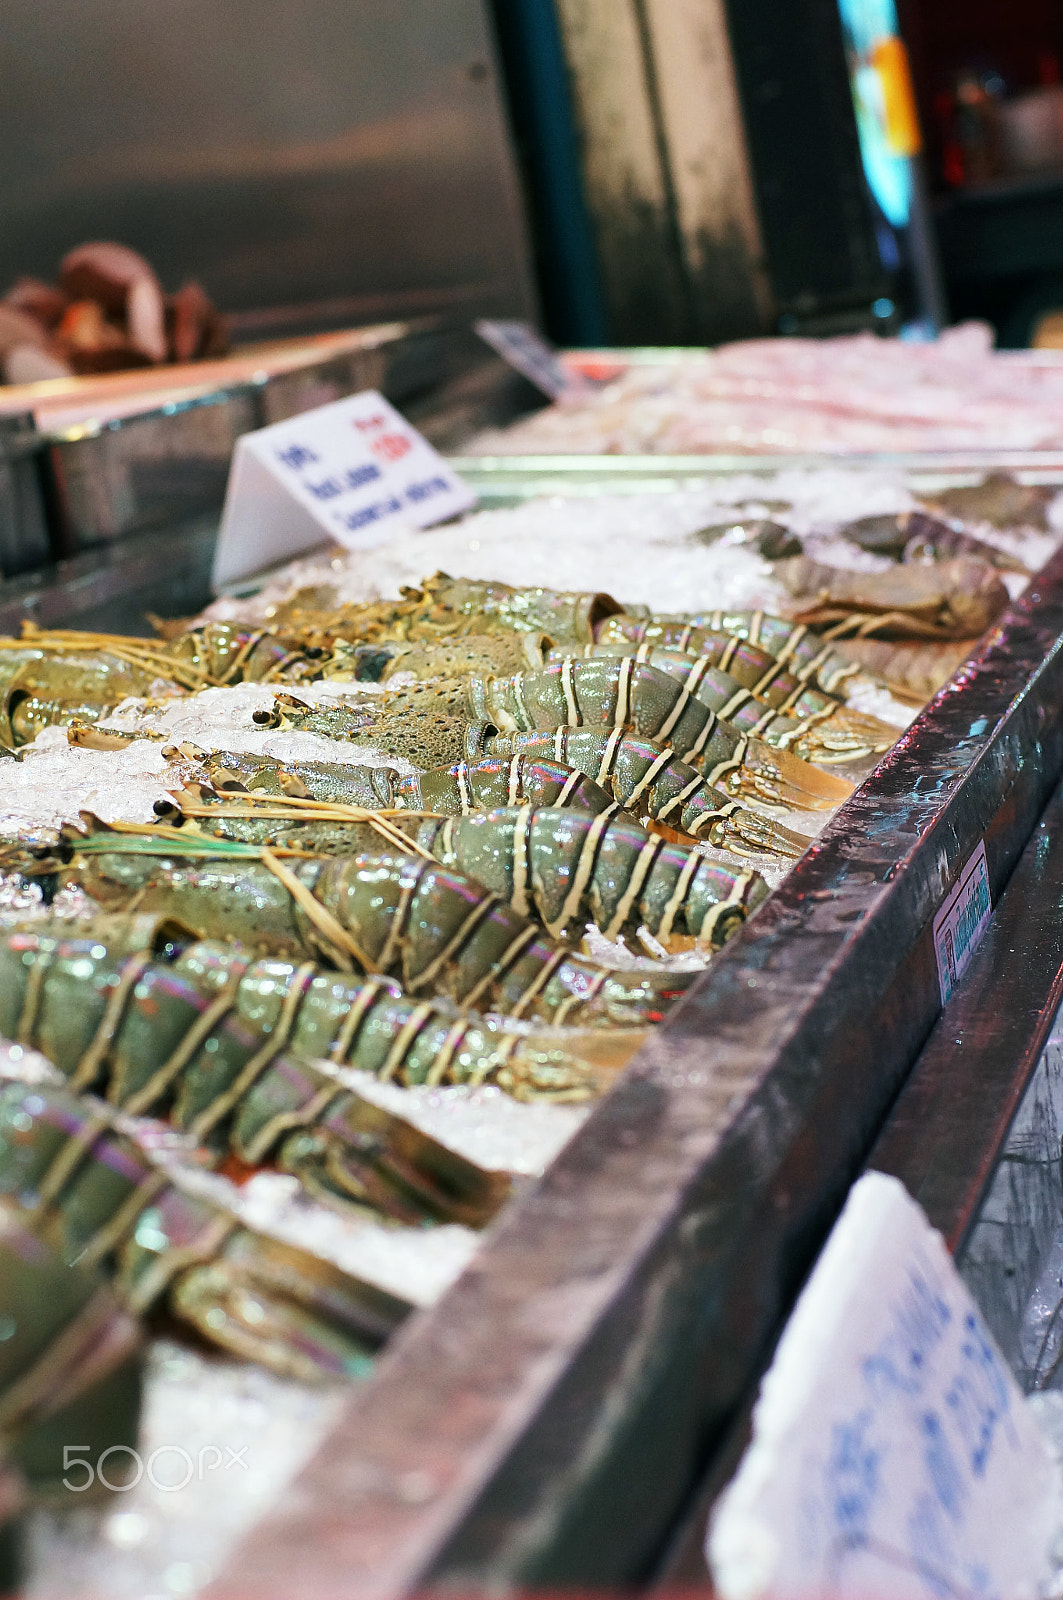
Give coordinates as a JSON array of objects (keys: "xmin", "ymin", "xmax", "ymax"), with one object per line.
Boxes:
[
  {"xmin": 708, "ymin": 1172, "xmax": 1060, "ymax": 1600},
  {"xmin": 212, "ymin": 390, "xmax": 474, "ymax": 588},
  {"xmin": 933, "ymin": 840, "xmax": 992, "ymax": 1007}
]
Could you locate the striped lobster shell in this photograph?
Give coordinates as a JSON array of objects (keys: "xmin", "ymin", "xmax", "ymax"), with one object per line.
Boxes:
[
  {"xmin": 55, "ymin": 840, "xmax": 697, "ymax": 1027},
  {"xmin": 466, "ymin": 658, "xmax": 851, "ymax": 810},
  {"xmin": 482, "ymin": 729, "xmax": 808, "ymax": 856},
  {"xmin": 595, "ymin": 612, "xmax": 864, "ymax": 699},
  {"xmin": 0, "ymin": 1080, "xmax": 408, "ymax": 1383},
  {"xmin": 418, "ymin": 806, "xmax": 766, "ymax": 945},
  {"xmin": 548, "ymin": 642, "xmax": 896, "ymax": 762},
  {"xmin": 0, "ymin": 922, "xmax": 521, "ymax": 1227}
]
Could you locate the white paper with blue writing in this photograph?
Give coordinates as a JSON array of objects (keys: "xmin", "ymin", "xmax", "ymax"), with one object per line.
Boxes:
[
  {"xmin": 474, "ymin": 319, "xmax": 591, "ymax": 401},
  {"xmin": 212, "ymin": 390, "xmax": 475, "ymax": 589},
  {"xmin": 707, "ymin": 1172, "xmax": 1060, "ymax": 1600}
]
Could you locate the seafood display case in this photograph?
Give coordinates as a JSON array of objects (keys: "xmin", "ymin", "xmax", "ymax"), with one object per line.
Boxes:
[
  {"xmin": 0, "ymin": 451, "xmax": 1059, "ymax": 1596},
  {"xmin": 204, "ymin": 532, "xmax": 1063, "ymax": 1597}
]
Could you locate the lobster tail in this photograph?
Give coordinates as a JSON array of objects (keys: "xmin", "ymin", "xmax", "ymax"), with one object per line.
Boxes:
[
  {"xmin": 468, "ymin": 660, "xmax": 853, "ymax": 810},
  {"xmin": 418, "ymin": 807, "xmax": 767, "ymax": 946}
]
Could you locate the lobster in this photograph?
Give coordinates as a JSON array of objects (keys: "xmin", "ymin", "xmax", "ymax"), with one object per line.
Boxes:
[
  {"xmin": 0, "ymin": 1198, "xmax": 141, "ymax": 1500},
  {"xmin": 158, "ymin": 781, "xmax": 769, "ymax": 947},
  {"xmin": 590, "ymin": 616, "xmax": 889, "ymax": 718},
  {"xmin": 39, "ymin": 829, "xmax": 698, "ymax": 1027},
  {"xmin": 197, "ymin": 745, "xmax": 807, "ymax": 859},
  {"xmin": 0, "ymin": 918, "xmax": 517, "ymax": 1226},
  {"xmin": 261, "ymin": 573, "xmax": 626, "ymax": 650},
  {"xmin": 0, "ymin": 1080, "xmax": 410, "ymax": 1384},
  {"xmin": 0, "ymin": 639, "xmax": 183, "ymax": 748},
  {"xmin": 546, "ymin": 642, "xmax": 896, "ymax": 763},
  {"xmin": 599, "ymin": 609, "xmax": 873, "ymax": 699},
  {"xmin": 466, "ymin": 659, "xmax": 852, "ymax": 810},
  {"xmin": 415, "ymin": 806, "xmax": 765, "ymax": 945}
]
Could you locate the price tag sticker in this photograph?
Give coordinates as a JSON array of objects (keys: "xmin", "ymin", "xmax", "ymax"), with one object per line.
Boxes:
[
  {"xmin": 212, "ymin": 390, "xmax": 475, "ymax": 589},
  {"xmin": 933, "ymin": 840, "xmax": 992, "ymax": 1007},
  {"xmin": 707, "ymin": 1172, "xmax": 1061, "ymax": 1600},
  {"xmin": 475, "ymin": 319, "xmax": 591, "ymax": 402}
]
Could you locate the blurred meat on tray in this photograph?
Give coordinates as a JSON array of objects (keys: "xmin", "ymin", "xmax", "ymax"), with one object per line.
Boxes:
[{"xmin": 0, "ymin": 242, "xmax": 228, "ymax": 385}]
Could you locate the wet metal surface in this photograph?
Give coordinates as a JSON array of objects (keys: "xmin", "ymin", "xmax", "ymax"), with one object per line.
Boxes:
[
  {"xmin": 0, "ymin": 1, "xmax": 534, "ymax": 330},
  {"xmin": 454, "ymin": 449, "xmax": 1063, "ymax": 504},
  {"xmin": 869, "ymin": 775, "xmax": 1063, "ymax": 1390},
  {"xmin": 205, "ymin": 554, "xmax": 1063, "ymax": 1597},
  {"xmin": 871, "ymin": 783, "xmax": 1063, "ymax": 1261},
  {"xmin": 0, "ymin": 413, "xmax": 51, "ymax": 579}
]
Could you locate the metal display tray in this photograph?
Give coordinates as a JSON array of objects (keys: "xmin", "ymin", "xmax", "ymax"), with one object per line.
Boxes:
[
  {"xmin": 184, "ymin": 479, "xmax": 1063, "ymax": 1594},
  {"xmin": 0, "ymin": 321, "xmax": 530, "ymax": 577},
  {"xmin": 453, "ymin": 447, "xmax": 1063, "ymax": 501},
  {"xmin": 39, "ymin": 322, "xmax": 522, "ymax": 556}
]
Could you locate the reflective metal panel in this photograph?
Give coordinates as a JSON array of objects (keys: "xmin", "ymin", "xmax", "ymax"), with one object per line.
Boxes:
[
  {"xmin": 40, "ymin": 321, "xmax": 502, "ymax": 550},
  {"xmin": 0, "ymin": 415, "xmax": 50, "ymax": 578},
  {"xmin": 0, "ymin": 0, "xmax": 535, "ymax": 329}
]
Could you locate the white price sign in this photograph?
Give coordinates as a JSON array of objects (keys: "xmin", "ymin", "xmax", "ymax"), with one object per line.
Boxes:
[
  {"xmin": 212, "ymin": 390, "xmax": 475, "ymax": 588},
  {"xmin": 708, "ymin": 1172, "xmax": 1060, "ymax": 1600}
]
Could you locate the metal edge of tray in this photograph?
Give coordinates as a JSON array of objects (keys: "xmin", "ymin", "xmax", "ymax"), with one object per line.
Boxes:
[
  {"xmin": 0, "ymin": 516, "xmax": 219, "ymax": 637},
  {"xmin": 652, "ymin": 771, "xmax": 1063, "ymax": 1588},
  {"xmin": 0, "ymin": 412, "xmax": 51, "ymax": 580},
  {"xmin": 868, "ymin": 782, "xmax": 1063, "ymax": 1261},
  {"xmin": 452, "ymin": 451, "xmax": 1063, "ymax": 493},
  {"xmin": 206, "ymin": 549, "xmax": 1063, "ymax": 1599}
]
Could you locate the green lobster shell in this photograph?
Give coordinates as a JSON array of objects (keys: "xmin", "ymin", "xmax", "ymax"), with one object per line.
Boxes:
[
  {"xmin": 0, "ymin": 644, "xmax": 179, "ymax": 748},
  {"xmin": 482, "ymin": 729, "xmax": 808, "ymax": 856},
  {"xmin": 161, "ymin": 622, "xmax": 325, "ymax": 685},
  {"xmin": 194, "ymin": 744, "xmax": 805, "ymax": 860},
  {"xmin": 630, "ymin": 609, "xmax": 873, "ymax": 698},
  {"xmin": 251, "ymin": 681, "xmax": 484, "ymax": 771},
  {"xmin": 594, "ymin": 612, "xmax": 865, "ymax": 698},
  {"xmin": 548, "ymin": 642, "xmax": 896, "ymax": 763},
  {"xmin": 269, "ymin": 573, "xmax": 625, "ymax": 649},
  {"xmin": 49, "ymin": 836, "xmax": 695, "ymax": 1026},
  {"xmin": 0, "ymin": 922, "xmax": 533, "ymax": 1224},
  {"xmin": 0, "ymin": 1081, "xmax": 408, "ymax": 1384},
  {"xmin": 417, "ymin": 807, "xmax": 766, "ymax": 945},
  {"xmin": 467, "ymin": 658, "xmax": 852, "ymax": 810},
  {"xmin": 199, "ymin": 748, "xmax": 616, "ymax": 821},
  {"xmin": 0, "ymin": 1201, "xmax": 142, "ymax": 1500}
]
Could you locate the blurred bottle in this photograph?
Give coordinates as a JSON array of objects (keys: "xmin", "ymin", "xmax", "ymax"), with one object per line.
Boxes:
[{"xmin": 950, "ymin": 66, "xmax": 1007, "ymax": 186}]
